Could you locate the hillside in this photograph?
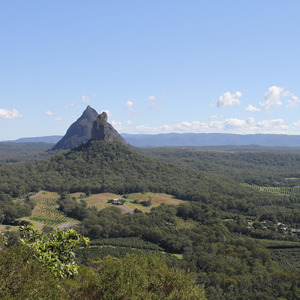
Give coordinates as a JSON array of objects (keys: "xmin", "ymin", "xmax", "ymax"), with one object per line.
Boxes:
[
  {"xmin": 0, "ymin": 142, "xmax": 52, "ymax": 163},
  {"xmin": 135, "ymin": 147, "xmax": 300, "ymax": 186},
  {"xmin": 0, "ymin": 139, "xmax": 278, "ymax": 210}
]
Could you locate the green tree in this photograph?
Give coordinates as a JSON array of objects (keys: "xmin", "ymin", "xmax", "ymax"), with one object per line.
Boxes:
[
  {"xmin": 0, "ymin": 244, "xmax": 63, "ymax": 299},
  {"xmin": 65, "ymin": 254, "xmax": 206, "ymax": 300},
  {"xmin": 20, "ymin": 224, "xmax": 89, "ymax": 278}
]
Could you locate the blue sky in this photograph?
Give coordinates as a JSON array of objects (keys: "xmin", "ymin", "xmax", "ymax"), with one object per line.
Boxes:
[{"xmin": 1, "ymin": 0, "xmax": 300, "ymax": 140}]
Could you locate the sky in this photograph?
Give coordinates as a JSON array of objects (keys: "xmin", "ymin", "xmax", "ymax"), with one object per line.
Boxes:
[{"xmin": 1, "ymin": 0, "xmax": 300, "ymax": 140}]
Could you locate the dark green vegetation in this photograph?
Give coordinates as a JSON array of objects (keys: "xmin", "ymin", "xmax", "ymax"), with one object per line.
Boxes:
[
  {"xmin": 65, "ymin": 203, "xmax": 298, "ymax": 300},
  {"xmin": 136, "ymin": 146, "xmax": 300, "ymax": 186},
  {"xmin": 0, "ymin": 141, "xmax": 287, "ymax": 208},
  {"xmin": 0, "ymin": 141, "xmax": 300, "ymax": 299},
  {"xmin": 0, "ymin": 227, "xmax": 204, "ymax": 299},
  {"xmin": 0, "ymin": 193, "xmax": 33, "ymax": 224},
  {"xmin": 0, "ymin": 142, "xmax": 52, "ymax": 164}
]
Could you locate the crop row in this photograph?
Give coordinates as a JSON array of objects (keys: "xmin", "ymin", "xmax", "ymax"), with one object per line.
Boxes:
[
  {"xmin": 90, "ymin": 237, "xmax": 163, "ymax": 251},
  {"xmin": 29, "ymin": 191, "xmax": 75, "ymax": 226},
  {"xmin": 246, "ymin": 185, "xmax": 300, "ymax": 195}
]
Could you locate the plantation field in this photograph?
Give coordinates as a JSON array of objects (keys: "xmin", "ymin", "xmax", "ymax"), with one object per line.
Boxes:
[
  {"xmin": 19, "ymin": 191, "xmax": 185, "ymax": 230},
  {"xmin": 244, "ymin": 184, "xmax": 300, "ymax": 195},
  {"xmin": 82, "ymin": 192, "xmax": 185, "ymax": 213},
  {"xmin": 259, "ymin": 239, "xmax": 300, "ymax": 248},
  {"xmin": 270, "ymin": 248, "xmax": 300, "ymax": 272},
  {"xmin": 28, "ymin": 191, "xmax": 78, "ymax": 227},
  {"xmin": 76, "ymin": 244, "xmax": 183, "ymax": 267}
]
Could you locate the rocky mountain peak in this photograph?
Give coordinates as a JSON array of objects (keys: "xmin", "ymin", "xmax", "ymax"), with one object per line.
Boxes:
[
  {"xmin": 52, "ymin": 106, "xmax": 98, "ymax": 151},
  {"xmin": 91, "ymin": 112, "xmax": 126, "ymax": 144},
  {"xmin": 82, "ymin": 105, "xmax": 96, "ymax": 118}
]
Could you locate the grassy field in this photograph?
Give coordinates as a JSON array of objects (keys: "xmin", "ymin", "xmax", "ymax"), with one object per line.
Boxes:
[
  {"xmin": 81, "ymin": 192, "xmax": 185, "ymax": 213},
  {"xmin": 27, "ymin": 191, "xmax": 78, "ymax": 228},
  {"xmin": 83, "ymin": 192, "xmax": 121, "ymax": 211}
]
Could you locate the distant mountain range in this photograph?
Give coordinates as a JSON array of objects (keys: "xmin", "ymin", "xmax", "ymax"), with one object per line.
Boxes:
[
  {"xmin": 14, "ymin": 135, "xmax": 62, "ymax": 144},
  {"xmin": 122, "ymin": 133, "xmax": 300, "ymax": 148},
  {"xmin": 5, "ymin": 105, "xmax": 300, "ymax": 148},
  {"xmin": 8, "ymin": 132, "xmax": 300, "ymax": 148}
]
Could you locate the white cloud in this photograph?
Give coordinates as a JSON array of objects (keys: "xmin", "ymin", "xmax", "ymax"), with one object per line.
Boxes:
[
  {"xmin": 54, "ymin": 117, "xmax": 62, "ymax": 121},
  {"xmin": 260, "ymin": 85, "xmax": 283, "ymax": 109},
  {"xmin": 0, "ymin": 108, "xmax": 22, "ymax": 119},
  {"xmin": 45, "ymin": 110, "xmax": 54, "ymax": 116},
  {"xmin": 82, "ymin": 95, "xmax": 90, "ymax": 104},
  {"xmin": 126, "ymin": 100, "xmax": 133, "ymax": 109},
  {"xmin": 111, "ymin": 120, "xmax": 123, "ymax": 130},
  {"xmin": 148, "ymin": 96, "xmax": 156, "ymax": 101},
  {"xmin": 245, "ymin": 104, "xmax": 261, "ymax": 112},
  {"xmin": 136, "ymin": 117, "xmax": 289, "ymax": 134},
  {"xmin": 259, "ymin": 85, "xmax": 300, "ymax": 110},
  {"xmin": 127, "ymin": 120, "xmax": 132, "ymax": 125},
  {"xmin": 217, "ymin": 91, "xmax": 242, "ymax": 107},
  {"xmin": 286, "ymin": 96, "xmax": 300, "ymax": 108},
  {"xmin": 125, "ymin": 100, "xmax": 138, "ymax": 114},
  {"xmin": 256, "ymin": 119, "xmax": 288, "ymax": 130},
  {"xmin": 224, "ymin": 118, "xmax": 249, "ymax": 129}
]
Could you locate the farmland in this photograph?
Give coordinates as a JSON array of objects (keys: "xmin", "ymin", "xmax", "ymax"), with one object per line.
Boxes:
[
  {"xmin": 25, "ymin": 191, "xmax": 78, "ymax": 228},
  {"xmin": 19, "ymin": 191, "xmax": 186, "ymax": 230},
  {"xmin": 243, "ymin": 184, "xmax": 300, "ymax": 195},
  {"xmin": 81, "ymin": 192, "xmax": 185, "ymax": 213}
]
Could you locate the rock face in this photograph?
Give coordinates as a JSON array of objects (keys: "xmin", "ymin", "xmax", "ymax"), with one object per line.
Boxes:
[
  {"xmin": 52, "ymin": 106, "xmax": 98, "ymax": 150},
  {"xmin": 91, "ymin": 112, "xmax": 126, "ymax": 144}
]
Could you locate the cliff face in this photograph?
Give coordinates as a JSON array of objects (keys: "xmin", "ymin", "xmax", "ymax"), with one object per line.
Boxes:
[
  {"xmin": 91, "ymin": 112, "xmax": 126, "ymax": 144},
  {"xmin": 52, "ymin": 106, "xmax": 98, "ymax": 150}
]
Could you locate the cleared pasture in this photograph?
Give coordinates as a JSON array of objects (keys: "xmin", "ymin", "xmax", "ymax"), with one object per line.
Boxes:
[{"xmin": 83, "ymin": 192, "xmax": 185, "ymax": 213}]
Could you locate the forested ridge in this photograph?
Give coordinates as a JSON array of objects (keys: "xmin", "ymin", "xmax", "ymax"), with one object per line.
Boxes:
[
  {"xmin": 0, "ymin": 140, "xmax": 282, "ymax": 210},
  {"xmin": 0, "ymin": 142, "xmax": 52, "ymax": 164},
  {"xmin": 135, "ymin": 147, "xmax": 300, "ymax": 186}
]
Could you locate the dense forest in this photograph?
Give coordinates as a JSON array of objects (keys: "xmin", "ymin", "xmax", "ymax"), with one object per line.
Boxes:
[
  {"xmin": 0, "ymin": 142, "xmax": 52, "ymax": 164},
  {"xmin": 135, "ymin": 146, "xmax": 300, "ymax": 186},
  {"xmin": 0, "ymin": 141, "xmax": 300, "ymax": 299}
]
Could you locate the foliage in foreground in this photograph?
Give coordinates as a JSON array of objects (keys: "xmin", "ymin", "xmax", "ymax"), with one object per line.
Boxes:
[
  {"xmin": 0, "ymin": 227, "xmax": 204, "ymax": 299},
  {"xmin": 0, "ymin": 244, "xmax": 62, "ymax": 299},
  {"xmin": 65, "ymin": 254, "xmax": 205, "ymax": 300},
  {"xmin": 20, "ymin": 224, "xmax": 89, "ymax": 277}
]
